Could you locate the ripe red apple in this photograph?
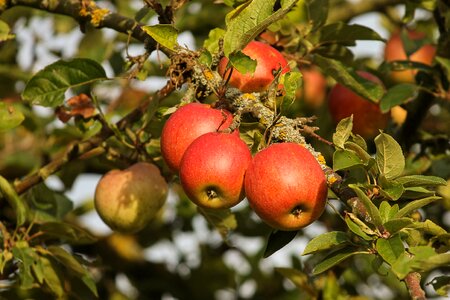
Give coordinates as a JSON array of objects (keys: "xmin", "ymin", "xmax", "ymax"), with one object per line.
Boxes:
[
  {"xmin": 218, "ymin": 41, "xmax": 290, "ymax": 93},
  {"xmin": 384, "ymin": 30, "xmax": 436, "ymax": 83},
  {"xmin": 160, "ymin": 103, "xmax": 235, "ymax": 172},
  {"xmin": 179, "ymin": 132, "xmax": 252, "ymax": 209},
  {"xmin": 244, "ymin": 143, "xmax": 328, "ymax": 231},
  {"xmin": 328, "ymin": 71, "xmax": 389, "ymax": 139},
  {"xmin": 94, "ymin": 162, "xmax": 168, "ymax": 233},
  {"xmin": 298, "ymin": 67, "xmax": 327, "ymax": 108}
]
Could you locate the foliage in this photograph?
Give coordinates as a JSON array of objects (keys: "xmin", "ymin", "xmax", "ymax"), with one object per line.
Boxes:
[{"xmin": 0, "ymin": 0, "xmax": 449, "ymax": 299}]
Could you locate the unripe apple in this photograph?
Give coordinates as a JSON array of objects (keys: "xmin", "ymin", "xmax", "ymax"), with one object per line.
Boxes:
[
  {"xmin": 218, "ymin": 41, "xmax": 290, "ymax": 93},
  {"xmin": 244, "ymin": 143, "xmax": 328, "ymax": 231},
  {"xmin": 328, "ymin": 71, "xmax": 389, "ymax": 139},
  {"xmin": 298, "ymin": 67, "xmax": 327, "ymax": 108},
  {"xmin": 160, "ymin": 103, "xmax": 234, "ymax": 172},
  {"xmin": 94, "ymin": 162, "xmax": 168, "ymax": 233},
  {"xmin": 179, "ymin": 132, "xmax": 252, "ymax": 209},
  {"xmin": 384, "ymin": 30, "xmax": 436, "ymax": 83}
]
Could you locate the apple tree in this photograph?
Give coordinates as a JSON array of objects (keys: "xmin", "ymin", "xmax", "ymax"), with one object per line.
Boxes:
[{"xmin": 0, "ymin": 0, "xmax": 449, "ymax": 299}]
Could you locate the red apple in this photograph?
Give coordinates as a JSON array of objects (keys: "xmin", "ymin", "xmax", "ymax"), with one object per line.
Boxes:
[
  {"xmin": 218, "ymin": 41, "xmax": 290, "ymax": 93},
  {"xmin": 384, "ymin": 30, "xmax": 436, "ymax": 83},
  {"xmin": 298, "ymin": 67, "xmax": 327, "ymax": 108},
  {"xmin": 179, "ymin": 132, "xmax": 252, "ymax": 209},
  {"xmin": 244, "ymin": 143, "xmax": 328, "ymax": 231},
  {"xmin": 160, "ymin": 103, "xmax": 235, "ymax": 172},
  {"xmin": 328, "ymin": 71, "xmax": 389, "ymax": 139},
  {"xmin": 94, "ymin": 162, "xmax": 168, "ymax": 233}
]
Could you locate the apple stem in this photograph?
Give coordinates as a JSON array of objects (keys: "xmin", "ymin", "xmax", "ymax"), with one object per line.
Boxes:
[
  {"xmin": 291, "ymin": 206, "xmax": 303, "ymax": 217},
  {"xmin": 207, "ymin": 189, "xmax": 218, "ymax": 200}
]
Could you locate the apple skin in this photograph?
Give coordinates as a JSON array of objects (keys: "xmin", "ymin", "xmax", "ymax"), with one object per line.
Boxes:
[
  {"xmin": 244, "ymin": 143, "xmax": 328, "ymax": 231},
  {"xmin": 384, "ymin": 30, "xmax": 436, "ymax": 83},
  {"xmin": 218, "ymin": 41, "xmax": 290, "ymax": 93},
  {"xmin": 160, "ymin": 103, "xmax": 235, "ymax": 172},
  {"xmin": 179, "ymin": 132, "xmax": 252, "ymax": 209},
  {"xmin": 328, "ymin": 71, "xmax": 389, "ymax": 139},
  {"xmin": 94, "ymin": 162, "xmax": 168, "ymax": 233},
  {"xmin": 298, "ymin": 67, "xmax": 327, "ymax": 108}
]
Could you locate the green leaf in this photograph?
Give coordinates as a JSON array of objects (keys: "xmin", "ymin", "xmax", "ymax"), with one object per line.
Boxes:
[
  {"xmin": 281, "ymin": 71, "xmax": 302, "ymax": 110},
  {"xmin": 0, "ymin": 102, "xmax": 25, "ymax": 131},
  {"xmin": 392, "ymin": 246, "xmax": 436, "ymax": 279},
  {"xmin": 344, "ymin": 141, "xmax": 371, "ymax": 164},
  {"xmin": 142, "ymin": 24, "xmax": 179, "ymax": 51},
  {"xmin": 197, "ymin": 207, "xmax": 237, "ymax": 241},
  {"xmin": 428, "ymin": 276, "xmax": 450, "ymax": 297},
  {"xmin": 22, "ymin": 58, "xmax": 107, "ymax": 107},
  {"xmin": 303, "ymin": 231, "xmax": 350, "ymax": 255},
  {"xmin": 48, "ymin": 246, "xmax": 86, "ymax": 276},
  {"xmin": 275, "ymin": 267, "xmax": 310, "ymax": 292},
  {"xmin": 39, "ymin": 222, "xmax": 97, "ymax": 245},
  {"xmin": 395, "ymin": 175, "xmax": 447, "ymax": 187},
  {"xmin": 0, "ymin": 20, "xmax": 15, "ymax": 41},
  {"xmin": 203, "ymin": 28, "xmax": 226, "ymax": 55},
  {"xmin": 332, "ymin": 116, "xmax": 352, "ymax": 148},
  {"xmin": 39, "ymin": 256, "xmax": 65, "ymax": 297},
  {"xmin": 374, "ymin": 133, "xmax": 405, "ymax": 180},
  {"xmin": 376, "ymin": 234, "xmax": 405, "ymax": 265},
  {"xmin": 228, "ymin": 50, "xmax": 257, "ymax": 75},
  {"xmin": 379, "ymin": 201, "xmax": 391, "ymax": 223},
  {"xmin": 413, "ymin": 253, "xmax": 450, "ymax": 273},
  {"xmin": 344, "ymin": 213, "xmax": 374, "ymax": 241},
  {"xmin": 263, "ymin": 230, "xmax": 297, "ymax": 258},
  {"xmin": 407, "ymin": 219, "xmax": 447, "ymax": 236},
  {"xmin": 379, "ymin": 176, "xmax": 405, "ymax": 201},
  {"xmin": 402, "ymin": 186, "xmax": 435, "ymax": 199},
  {"xmin": 81, "ymin": 274, "xmax": 99, "ymax": 297},
  {"xmin": 312, "ymin": 248, "xmax": 370, "ymax": 275},
  {"xmin": 12, "ymin": 243, "xmax": 37, "ymax": 289},
  {"xmin": 383, "ymin": 218, "xmax": 413, "ymax": 234},
  {"xmin": 223, "ymin": 0, "xmax": 297, "ymax": 55},
  {"xmin": 395, "ymin": 196, "xmax": 441, "ymax": 218},
  {"xmin": 380, "ymin": 84, "xmax": 419, "ymax": 113},
  {"xmin": 333, "ymin": 149, "xmax": 365, "ymax": 171},
  {"xmin": 0, "ymin": 175, "xmax": 28, "ymax": 226},
  {"xmin": 436, "ymin": 56, "xmax": 450, "ymax": 82},
  {"xmin": 314, "ymin": 55, "xmax": 384, "ymax": 102},
  {"xmin": 348, "ymin": 185, "xmax": 383, "ymax": 228},
  {"xmin": 305, "ymin": 0, "xmax": 329, "ymax": 31},
  {"xmin": 316, "ymin": 23, "xmax": 384, "ymax": 45}
]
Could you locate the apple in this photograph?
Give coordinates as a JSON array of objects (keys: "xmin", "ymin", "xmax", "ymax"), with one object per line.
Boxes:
[
  {"xmin": 244, "ymin": 143, "xmax": 328, "ymax": 231},
  {"xmin": 384, "ymin": 30, "xmax": 436, "ymax": 83},
  {"xmin": 218, "ymin": 41, "xmax": 290, "ymax": 93},
  {"xmin": 160, "ymin": 103, "xmax": 234, "ymax": 172},
  {"xmin": 94, "ymin": 162, "xmax": 168, "ymax": 233},
  {"xmin": 328, "ymin": 71, "xmax": 389, "ymax": 139},
  {"xmin": 179, "ymin": 132, "xmax": 252, "ymax": 209},
  {"xmin": 298, "ymin": 67, "xmax": 327, "ymax": 108}
]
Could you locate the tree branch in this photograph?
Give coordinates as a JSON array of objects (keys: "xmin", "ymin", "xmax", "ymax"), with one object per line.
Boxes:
[{"xmin": 404, "ymin": 272, "xmax": 427, "ymax": 300}]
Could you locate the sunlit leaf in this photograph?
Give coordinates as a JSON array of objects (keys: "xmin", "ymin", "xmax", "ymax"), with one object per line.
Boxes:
[
  {"xmin": 333, "ymin": 149, "xmax": 365, "ymax": 171},
  {"xmin": 376, "ymin": 235, "xmax": 404, "ymax": 265},
  {"xmin": 380, "ymin": 84, "xmax": 418, "ymax": 113},
  {"xmin": 303, "ymin": 231, "xmax": 350, "ymax": 255},
  {"xmin": 395, "ymin": 175, "xmax": 447, "ymax": 187},
  {"xmin": 0, "ymin": 175, "xmax": 28, "ymax": 226},
  {"xmin": 348, "ymin": 185, "xmax": 383, "ymax": 228},
  {"xmin": 0, "ymin": 20, "xmax": 15, "ymax": 41},
  {"xmin": 375, "ymin": 133, "xmax": 405, "ymax": 180},
  {"xmin": 383, "ymin": 218, "xmax": 413, "ymax": 234},
  {"xmin": 395, "ymin": 196, "xmax": 441, "ymax": 218},
  {"xmin": 333, "ymin": 116, "xmax": 352, "ymax": 148},
  {"xmin": 312, "ymin": 248, "xmax": 370, "ymax": 275},
  {"xmin": 142, "ymin": 24, "xmax": 179, "ymax": 51},
  {"xmin": 22, "ymin": 58, "xmax": 107, "ymax": 107},
  {"xmin": 228, "ymin": 50, "xmax": 257, "ymax": 75},
  {"xmin": 344, "ymin": 214, "xmax": 374, "ymax": 241}
]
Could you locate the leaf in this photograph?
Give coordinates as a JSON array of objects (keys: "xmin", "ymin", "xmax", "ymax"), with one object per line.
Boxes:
[
  {"xmin": 332, "ymin": 116, "xmax": 353, "ymax": 148},
  {"xmin": 344, "ymin": 213, "xmax": 374, "ymax": 241},
  {"xmin": 436, "ymin": 56, "xmax": 450, "ymax": 82},
  {"xmin": 402, "ymin": 186, "xmax": 435, "ymax": 199},
  {"xmin": 0, "ymin": 20, "xmax": 15, "ymax": 41},
  {"xmin": 395, "ymin": 196, "xmax": 441, "ymax": 218},
  {"xmin": 312, "ymin": 248, "xmax": 370, "ymax": 275},
  {"xmin": 305, "ymin": 0, "xmax": 329, "ymax": 31},
  {"xmin": 407, "ymin": 219, "xmax": 447, "ymax": 236},
  {"xmin": 48, "ymin": 246, "xmax": 86, "ymax": 276},
  {"xmin": 412, "ymin": 253, "xmax": 450, "ymax": 273},
  {"xmin": 374, "ymin": 133, "xmax": 405, "ymax": 180},
  {"xmin": 39, "ymin": 256, "xmax": 65, "ymax": 297},
  {"xmin": 203, "ymin": 28, "xmax": 226, "ymax": 55},
  {"xmin": 223, "ymin": 0, "xmax": 297, "ymax": 55},
  {"xmin": 142, "ymin": 24, "xmax": 179, "ymax": 51},
  {"xmin": 0, "ymin": 102, "xmax": 25, "ymax": 131},
  {"xmin": 197, "ymin": 207, "xmax": 237, "ymax": 241},
  {"xmin": 281, "ymin": 71, "xmax": 302, "ymax": 110},
  {"xmin": 275, "ymin": 267, "xmax": 309, "ymax": 291},
  {"xmin": 391, "ymin": 246, "xmax": 436, "ymax": 279},
  {"xmin": 380, "ymin": 84, "xmax": 419, "ymax": 113},
  {"xmin": 383, "ymin": 218, "xmax": 413, "ymax": 234},
  {"xmin": 316, "ymin": 23, "xmax": 384, "ymax": 45},
  {"xmin": 395, "ymin": 175, "xmax": 447, "ymax": 187},
  {"xmin": 263, "ymin": 230, "xmax": 297, "ymax": 258},
  {"xmin": 303, "ymin": 231, "xmax": 350, "ymax": 255},
  {"xmin": 0, "ymin": 175, "xmax": 28, "ymax": 226},
  {"xmin": 428, "ymin": 276, "xmax": 450, "ymax": 297},
  {"xmin": 12, "ymin": 243, "xmax": 37, "ymax": 289},
  {"xmin": 228, "ymin": 50, "xmax": 257, "ymax": 75},
  {"xmin": 376, "ymin": 234, "xmax": 405, "ymax": 265},
  {"xmin": 344, "ymin": 141, "xmax": 371, "ymax": 164},
  {"xmin": 22, "ymin": 58, "xmax": 107, "ymax": 107},
  {"xmin": 314, "ymin": 55, "xmax": 384, "ymax": 102},
  {"xmin": 378, "ymin": 176, "xmax": 405, "ymax": 201},
  {"xmin": 379, "ymin": 201, "xmax": 391, "ymax": 223},
  {"xmin": 333, "ymin": 149, "xmax": 365, "ymax": 171},
  {"xmin": 348, "ymin": 185, "xmax": 383, "ymax": 228},
  {"xmin": 39, "ymin": 222, "xmax": 97, "ymax": 245}
]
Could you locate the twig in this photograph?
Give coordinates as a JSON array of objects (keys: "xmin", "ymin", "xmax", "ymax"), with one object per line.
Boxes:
[{"xmin": 404, "ymin": 272, "xmax": 427, "ymax": 300}]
